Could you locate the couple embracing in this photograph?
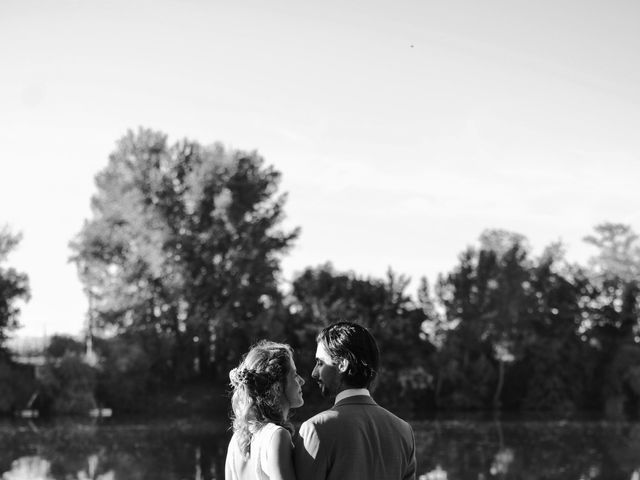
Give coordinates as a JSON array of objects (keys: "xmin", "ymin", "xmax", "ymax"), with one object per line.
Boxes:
[{"xmin": 225, "ymin": 321, "xmax": 417, "ymax": 480}]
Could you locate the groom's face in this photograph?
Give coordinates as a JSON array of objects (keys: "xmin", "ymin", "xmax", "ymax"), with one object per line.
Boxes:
[{"xmin": 312, "ymin": 341, "xmax": 342, "ymax": 398}]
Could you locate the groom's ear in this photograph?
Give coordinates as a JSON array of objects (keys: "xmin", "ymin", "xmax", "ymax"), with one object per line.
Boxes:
[{"xmin": 337, "ymin": 358, "xmax": 349, "ymax": 373}]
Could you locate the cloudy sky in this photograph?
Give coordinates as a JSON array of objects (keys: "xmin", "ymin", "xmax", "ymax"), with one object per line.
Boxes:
[{"xmin": 1, "ymin": 0, "xmax": 639, "ymax": 337}]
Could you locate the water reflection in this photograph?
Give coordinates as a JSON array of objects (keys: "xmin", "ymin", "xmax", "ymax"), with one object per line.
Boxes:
[
  {"xmin": 489, "ymin": 447, "xmax": 514, "ymax": 475},
  {"xmin": 414, "ymin": 418, "xmax": 640, "ymax": 480},
  {"xmin": 420, "ymin": 465, "xmax": 447, "ymax": 480},
  {"xmin": 0, "ymin": 419, "xmax": 230, "ymax": 480},
  {"xmin": 2, "ymin": 454, "xmax": 116, "ymax": 480},
  {"xmin": 1, "ymin": 418, "xmax": 639, "ymax": 479},
  {"xmin": 3, "ymin": 456, "xmax": 52, "ymax": 480}
]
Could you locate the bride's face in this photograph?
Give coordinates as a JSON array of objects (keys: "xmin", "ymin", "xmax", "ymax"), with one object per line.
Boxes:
[{"xmin": 282, "ymin": 355, "xmax": 305, "ymax": 410}]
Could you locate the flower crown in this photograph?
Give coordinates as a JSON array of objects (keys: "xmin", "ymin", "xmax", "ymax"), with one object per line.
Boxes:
[{"xmin": 229, "ymin": 367, "xmax": 277, "ymax": 393}]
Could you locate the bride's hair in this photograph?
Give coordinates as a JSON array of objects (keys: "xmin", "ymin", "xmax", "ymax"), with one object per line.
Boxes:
[{"xmin": 229, "ymin": 340, "xmax": 295, "ymax": 458}]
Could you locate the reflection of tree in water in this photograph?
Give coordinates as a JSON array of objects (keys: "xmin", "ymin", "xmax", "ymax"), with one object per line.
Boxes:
[
  {"xmin": 1, "ymin": 454, "xmax": 116, "ymax": 480},
  {"xmin": 600, "ymin": 422, "xmax": 640, "ymax": 479},
  {"xmin": 412, "ymin": 418, "xmax": 640, "ymax": 480},
  {"xmin": 76, "ymin": 454, "xmax": 114, "ymax": 480},
  {"xmin": 54, "ymin": 430, "xmax": 226, "ymax": 480},
  {"xmin": 0, "ymin": 422, "xmax": 230, "ymax": 480},
  {"xmin": 413, "ymin": 419, "xmax": 495, "ymax": 478},
  {"xmin": 489, "ymin": 447, "xmax": 514, "ymax": 476},
  {"xmin": 419, "ymin": 464, "xmax": 447, "ymax": 480},
  {"xmin": 2, "ymin": 456, "xmax": 53, "ymax": 480},
  {"xmin": 5, "ymin": 419, "xmax": 637, "ymax": 480},
  {"xmin": 0, "ymin": 436, "xmax": 40, "ymax": 476},
  {"xmin": 488, "ymin": 415, "xmax": 514, "ymax": 477}
]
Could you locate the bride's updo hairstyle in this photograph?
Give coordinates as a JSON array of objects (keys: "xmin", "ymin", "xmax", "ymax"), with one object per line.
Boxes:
[{"xmin": 229, "ymin": 340, "xmax": 294, "ymax": 458}]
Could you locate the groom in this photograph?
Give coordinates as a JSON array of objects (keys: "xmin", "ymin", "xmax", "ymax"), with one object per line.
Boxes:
[{"xmin": 294, "ymin": 321, "xmax": 417, "ymax": 480}]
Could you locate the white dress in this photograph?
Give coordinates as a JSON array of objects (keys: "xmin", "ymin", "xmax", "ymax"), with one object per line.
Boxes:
[{"xmin": 225, "ymin": 423, "xmax": 289, "ymax": 480}]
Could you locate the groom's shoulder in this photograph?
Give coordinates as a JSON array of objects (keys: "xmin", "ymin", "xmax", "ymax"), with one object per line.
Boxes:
[{"xmin": 300, "ymin": 406, "xmax": 340, "ymax": 429}]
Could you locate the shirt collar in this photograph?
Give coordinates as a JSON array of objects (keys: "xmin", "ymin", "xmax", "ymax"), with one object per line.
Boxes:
[{"xmin": 334, "ymin": 388, "xmax": 370, "ymax": 405}]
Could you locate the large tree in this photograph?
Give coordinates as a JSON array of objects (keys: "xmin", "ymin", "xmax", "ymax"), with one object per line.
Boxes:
[
  {"xmin": 435, "ymin": 229, "xmax": 540, "ymax": 408},
  {"xmin": 582, "ymin": 223, "xmax": 640, "ymax": 417},
  {"xmin": 70, "ymin": 128, "xmax": 298, "ymax": 380},
  {"xmin": 519, "ymin": 245, "xmax": 596, "ymax": 412},
  {"xmin": 0, "ymin": 226, "xmax": 30, "ymax": 347}
]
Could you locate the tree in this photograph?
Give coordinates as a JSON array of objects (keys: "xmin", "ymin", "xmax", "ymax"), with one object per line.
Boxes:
[
  {"xmin": 45, "ymin": 334, "xmax": 85, "ymax": 358},
  {"xmin": 519, "ymin": 246, "xmax": 596, "ymax": 412},
  {"xmin": 584, "ymin": 223, "xmax": 640, "ymax": 283},
  {"xmin": 582, "ymin": 223, "xmax": 640, "ymax": 417},
  {"xmin": 436, "ymin": 229, "xmax": 536, "ymax": 409},
  {"xmin": 70, "ymin": 128, "xmax": 298, "ymax": 381},
  {"xmin": 288, "ymin": 264, "xmax": 431, "ymax": 411},
  {"xmin": 38, "ymin": 352, "xmax": 98, "ymax": 415},
  {"xmin": 582, "ymin": 223, "xmax": 640, "ymax": 341},
  {"xmin": 0, "ymin": 226, "xmax": 30, "ymax": 346}
]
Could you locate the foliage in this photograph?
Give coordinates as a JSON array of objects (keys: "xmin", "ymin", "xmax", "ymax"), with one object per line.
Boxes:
[
  {"xmin": 434, "ymin": 230, "xmax": 535, "ymax": 409},
  {"xmin": 287, "ymin": 264, "xmax": 432, "ymax": 411},
  {"xmin": 581, "ymin": 223, "xmax": 640, "ymax": 416},
  {"xmin": 582, "ymin": 224, "xmax": 640, "ymax": 345},
  {"xmin": 46, "ymin": 334, "xmax": 85, "ymax": 358},
  {"xmin": 518, "ymin": 256, "xmax": 597, "ymax": 412},
  {"xmin": 0, "ymin": 226, "xmax": 30, "ymax": 346},
  {"xmin": 584, "ymin": 222, "xmax": 640, "ymax": 282},
  {"xmin": 54, "ymin": 129, "xmax": 640, "ymax": 418},
  {"xmin": 432, "ymin": 229, "xmax": 603, "ymax": 412},
  {"xmin": 91, "ymin": 332, "xmax": 158, "ymax": 412},
  {"xmin": 38, "ymin": 353, "xmax": 97, "ymax": 415},
  {"xmin": 70, "ymin": 128, "xmax": 298, "ymax": 382},
  {"xmin": 0, "ymin": 357, "xmax": 38, "ymax": 414}
]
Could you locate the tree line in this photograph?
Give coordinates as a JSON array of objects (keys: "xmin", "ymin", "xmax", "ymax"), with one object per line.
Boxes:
[{"xmin": 1, "ymin": 128, "xmax": 639, "ymax": 418}]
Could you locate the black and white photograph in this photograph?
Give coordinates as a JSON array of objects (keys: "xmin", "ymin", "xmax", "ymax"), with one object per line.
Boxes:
[{"xmin": 1, "ymin": 1, "xmax": 640, "ymax": 479}]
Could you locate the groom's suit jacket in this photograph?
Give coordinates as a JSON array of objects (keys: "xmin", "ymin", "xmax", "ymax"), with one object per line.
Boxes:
[{"xmin": 294, "ymin": 395, "xmax": 416, "ymax": 480}]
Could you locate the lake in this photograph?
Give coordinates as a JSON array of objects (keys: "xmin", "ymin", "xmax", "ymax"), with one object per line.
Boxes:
[{"xmin": 1, "ymin": 416, "xmax": 639, "ymax": 479}]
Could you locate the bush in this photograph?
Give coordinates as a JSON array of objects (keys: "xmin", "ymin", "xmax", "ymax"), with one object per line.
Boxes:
[
  {"xmin": 0, "ymin": 358, "xmax": 38, "ymax": 414},
  {"xmin": 38, "ymin": 354, "xmax": 97, "ymax": 415},
  {"xmin": 94, "ymin": 334, "xmax": 155, "ymax": 412},
  {"xmin": 45, "ymin": 335, "xmax": 84, "ymax": 359}
]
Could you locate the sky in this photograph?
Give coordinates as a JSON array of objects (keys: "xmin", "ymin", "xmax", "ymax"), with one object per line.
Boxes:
[{"xmin": 1, "ymin": 0, "xmax": 639, "ymax": 338}]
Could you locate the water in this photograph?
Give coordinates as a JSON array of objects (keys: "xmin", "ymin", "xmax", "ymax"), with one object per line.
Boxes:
[
  {"xmin": 1, "ymin": 417, "xmax": 639, "ymax": 479},
  {"xmin": 413, "ymin": 418, "xmax": 640, "ymax": 480},
  {"xmin": 0, "ymin": 418, "xmax": 230, "ymax": 480}
]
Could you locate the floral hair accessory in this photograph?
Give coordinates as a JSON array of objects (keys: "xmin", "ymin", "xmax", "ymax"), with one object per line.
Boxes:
[
  {"xmin": 229, "ymin": 366, "xmax": 277, "ymax": 394},
  {"xmin": 230, "ymin": 367, "xmax": 254, "ymax": 388}
]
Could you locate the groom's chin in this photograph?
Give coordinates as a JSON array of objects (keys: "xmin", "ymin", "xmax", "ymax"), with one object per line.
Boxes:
[{"xmin": 319, "ymin": 387, "xmax": 334, "ymax": 399}]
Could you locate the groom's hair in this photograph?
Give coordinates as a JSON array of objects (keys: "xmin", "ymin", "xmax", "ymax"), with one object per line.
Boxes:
[{"xmin": 317, "ymin": 321, "xmax": 379, "ymax": 389}]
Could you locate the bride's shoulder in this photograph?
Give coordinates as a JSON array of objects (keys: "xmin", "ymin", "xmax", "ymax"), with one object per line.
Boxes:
[
  {"xmin": 257, "ymin": 422, "xmax": 291, "ymax": 440},
  {"xmin": 261, "ymin": 422, "xmax": 281, "ymax": 432},
  {"xmin": 257, "ymin": 423, "xmax": 294, "ymax": 461},
  {"xmin": 263, "ymin": 422, "xmax": 292, "ymax": 438}
]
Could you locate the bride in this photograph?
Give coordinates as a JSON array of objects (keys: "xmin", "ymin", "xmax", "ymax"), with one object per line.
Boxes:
[{"xmin": 225, "ymin": 340, "xmax": 305, "ymax": 480}]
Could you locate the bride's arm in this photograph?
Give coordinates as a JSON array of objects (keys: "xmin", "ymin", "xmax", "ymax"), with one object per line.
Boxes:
[
  {"xmin": 264, "ymin": 428, "xmax": 297, "ymax": 480},
  {"xmin": 224, "ymin": 437, "xmax": 236, "ymax": 480}
]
